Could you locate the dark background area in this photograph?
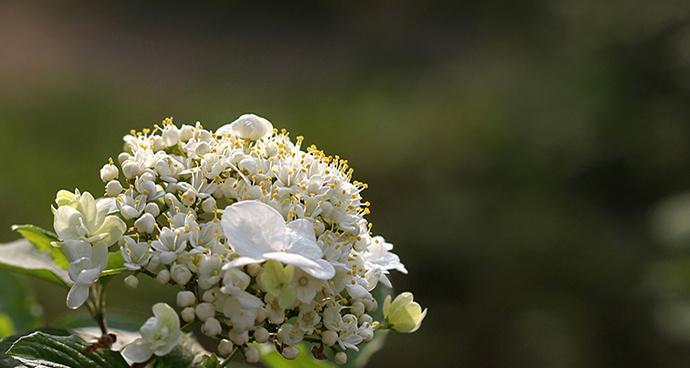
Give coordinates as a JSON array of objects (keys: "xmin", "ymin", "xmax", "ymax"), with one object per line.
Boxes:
[{"xmin": 3, "ymin": 1, "xmax": 690, "ymax": 367}]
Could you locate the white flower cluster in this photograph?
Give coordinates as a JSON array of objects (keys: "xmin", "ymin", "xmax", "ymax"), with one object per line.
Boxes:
[{"xmin": 51, "ymin": 114, "xmax": 425, "ymax": 364}]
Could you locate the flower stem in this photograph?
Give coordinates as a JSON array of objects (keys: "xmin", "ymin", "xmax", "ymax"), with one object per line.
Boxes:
[
  {"xmin": 88, "ymin": 280, "xmax": 111, "ymax": 335},
  {"xmin": 220, "ymin": 347, "xmax": 240, "ymax": 367}
]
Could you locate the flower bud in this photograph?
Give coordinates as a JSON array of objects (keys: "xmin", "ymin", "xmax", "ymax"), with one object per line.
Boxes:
[
  {"xmin": 156, "ymin": 269, "xmax": 170, "ymax": 284},
  {"xmin": 134, "ymin": 213, "xmax": 156, "ymax": 234},
  {"xmin": 351, "ymin": 301, "xmax": 365, "ymax": 317},
  {"xmin": 202, "ymin": 289, "xmax": 217, "ymax": 303},
  {"xmin": 201, "ymin": 197, "xmax": 216, "ymax": 213},
  {"xmin": 246, "ymin": 263, "xmax": 261, "ymax": 277},
  {"xmin": 202, "ymin": 317, "xmax": 222, "ymax": 337},
  {"xmin": 146, "ymin": 254, "xmax": 161, "ymax": 272},
  {"xmin": 171, "ymin": 264, "xmax": 193, "ymax": 286},
  {"xmin": 195, "ymin": 302, "xmax": 215, "ymax": 321},
  {"xmin": 144, "ymin": 202, "xmax": 160, "ymax": 217},
  {"xmin": 322, "ymin": 330, "xmax": 338, "ymax": 346},
  {"xmin": 253, "ymin": 327, "xmax": 269, "ymax": 343},
  {"xmin": 124, "ymin": 275, "xmax": 139, "ymax": 289},
  {"xmin": 255, "ymin": 308, "xmax": 267, "ymax": 323},
  {"xmin": 105, "ymin": 180, "xmax": 123, "ymax": 197},
  {"xmin": 282, "ymin": 346, "xmax": 299, "ymax": 360},
  {"xmin": 100, "ymin": 163, "xmax": 119, "ymax": 182},
  {"xmin": 383, "ymin": 292, "xmax": 427, "ymax": 333},
  {"xmin": 181, "ymin": 307, "xmax": 195, "ymax": 323},
  {"xmin": 359, "ymin": 314, "xmax": 373, "ymax": 325},
  {"xmin": 228, "ymin": 329, "xmax": 248, "ymax": 346},
  {"xmin": 244, "ymin": 345, "xmax": 260, "ymax": 364},
  {"xmin": 117, "ymin": 152, "xmax": 131, "ymax": 165},
  {"xmin": 362, "ymin": 298, "xmax": 378, "ymax": 312},
  {"xmin": 122, "ymin": 160, "xmax": 143, "ymax": 179},
  {"xmin": 217, "ymin": 114, "xmax": 273, "ymax": 141},
  {"xmin": 177, "ymin": 291, "xmax": 196, "ymax": 307},
  {"xmin": 335, "ymin": 352, "xmax": 347, "ymax": 365},
  {"xmin": 217, "ymin": 339, "xmax": 234, "ymax": 357}
]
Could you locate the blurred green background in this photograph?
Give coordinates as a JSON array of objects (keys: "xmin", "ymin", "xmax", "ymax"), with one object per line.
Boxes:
[{"xmin": 4, "ymin": 1, "xmax": 690, "ymax": 367}]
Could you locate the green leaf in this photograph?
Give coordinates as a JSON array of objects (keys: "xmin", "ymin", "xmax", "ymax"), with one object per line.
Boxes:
[
  {"xmin": 0, "ymin": 240, "xmax": 70, "ymax": 288},
  {"xmin": 12, "ymin": 225, "xmax": 68, "ymax": 269},
  {"xmin": 6, "ymin": 331, "xmax": 128, "ymax": 368},
  {"xmin": 0, "ymin": 329, "xmax": 71, "ymax": 368}
]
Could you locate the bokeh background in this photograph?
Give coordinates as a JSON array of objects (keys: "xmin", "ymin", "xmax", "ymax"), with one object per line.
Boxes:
[{"xmin": 4, "ymin": 1, "xmax": 690, "ymax": 367}]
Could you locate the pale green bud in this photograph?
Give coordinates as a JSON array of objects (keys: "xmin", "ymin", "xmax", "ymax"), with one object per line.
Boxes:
[{"xmin": 383, "ymin": 292, "xmax": 427, "ymax": 333}]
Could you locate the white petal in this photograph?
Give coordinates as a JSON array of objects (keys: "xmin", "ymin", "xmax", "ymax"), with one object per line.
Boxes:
[
  {"xmin": 75, "ymin": 267, "xmax": 102, "ymax": 285},
  {"xmin": 152, "ymin": 302, "xmax": 180, "ymax": 329},
  {"xmin": 92, "ymin": 215, "xmax": 126, "ymax": 247},
  {"xmin": 301, "ymin": 259, "xmax": 336, "ymax": 280},
  {"xmin": 286, "ymin": 219, "xmax": 316, "ymax": 242},
  {"xmin": 235, "ymin": 290, "xmax": 265, "ymax": 309},
  {"xmin": 53, "ymin": 206, "xmax": 83, "ymax": 240},
  {"xmin": 91, "ymin": 244, "xmax": 109, "ymax": 270},
  {"xmin": 159, "ymin": 251, "xmax": 178, "ymax": 264},
  {"xmin": 61, "ymin": 240, "xmax": 91, "ymax": 262},
  {"xmin": 66, "ymin": 283, "xmax": 90, "ymax": 309},
  {"xmin": 96, "ymin": 197, "xmax": 118, "ymax": 214},
  {"xmin": 264, "ymin": 252, "xmax": 320, "ymax": 270},
  {"xmin": 346, "ymin": 284, "xmax": 371, "ymax": 299},
  {"xmin": 77, "ymin": 192, "xmax": 98, "ymax": 233},
  {"xmin": 285, "ymin": 235, "xmax": 322, "ymax": 260},
  {"xmin": 122, "ymin": 338, "xmax": 153, "ymax": 363},
  {"xmin": 68, "ymin": 258, "xmax": 91, "ymax": 281},
  {"xmin": 221, "ymin": 200, "xmax": 286, "ymax": 257},
  {"xmin": 222, "ymin": 256, "xmax": 265, "ymax": 270}
]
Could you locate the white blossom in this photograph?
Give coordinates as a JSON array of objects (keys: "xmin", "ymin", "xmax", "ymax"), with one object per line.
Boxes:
[
  {"xmin": 221, "ymin": 200, "xmax": 335, "ymax": 280},
  {"xmin": 121, "ymin": 303, "xmax": 181, "ymax": 363}
]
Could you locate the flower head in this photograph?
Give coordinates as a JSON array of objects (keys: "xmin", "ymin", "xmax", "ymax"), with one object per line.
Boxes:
[{"xmin": 45, "ymin": 114, "xmax": 421, "ymax": 364}]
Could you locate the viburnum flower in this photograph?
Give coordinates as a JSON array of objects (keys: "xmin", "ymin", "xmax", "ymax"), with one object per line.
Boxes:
[
  {"xmin": 221, "ymin": 200, "xmax": 335, "ymax": 280},
  {"xmin": 121, "ymin": 303, "xmax": 182, "ymax": 363},
  {"xmin": 40, "ymin": 113, "xmax": 426, "ymax": 365},
  {"xmin": 53, "ymin": 191, "xmax": 126, "ymax": 308}
]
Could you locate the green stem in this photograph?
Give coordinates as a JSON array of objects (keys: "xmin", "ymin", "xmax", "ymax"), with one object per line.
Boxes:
[
  {"xmin": 88, "ymin": 279, "xmax": 110, "ymax": 335},
  {"xmin": 220, "ymin": 347, "xmax": 240, "ymax": 367}
]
